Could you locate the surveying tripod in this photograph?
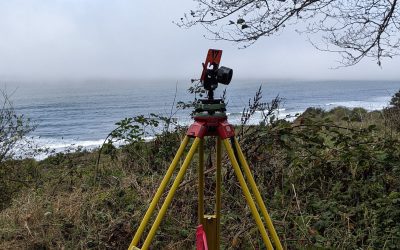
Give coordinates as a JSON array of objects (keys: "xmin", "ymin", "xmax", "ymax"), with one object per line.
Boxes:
[{"xmin": 128, "ymin": 50, "xmax": 283, "ymax": 250}]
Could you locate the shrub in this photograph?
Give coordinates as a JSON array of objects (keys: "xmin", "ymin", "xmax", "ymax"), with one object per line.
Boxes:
[
  {"xmin": 0, "ymin": 90, "xmax": 37, "ymax": 209},
  {"xmin": 390, "ymin": 89, "xmax": 400, "ymax": 108},
  {"xmin": 0, "ymin": 90, "xmax": 35, "ymax": 162},
  {"xmin": 384, "ymin": 89, "xmax": 400, "ymax": 131}
]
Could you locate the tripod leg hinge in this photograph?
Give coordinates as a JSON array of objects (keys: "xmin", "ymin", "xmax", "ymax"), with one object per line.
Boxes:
[
  {"xmin": 217, "ymin": 121, "xmax": 235, "ymax": 139},
  {"xmin": 187, "ymin": 122, "xmax": 207, "ymax": 138}
]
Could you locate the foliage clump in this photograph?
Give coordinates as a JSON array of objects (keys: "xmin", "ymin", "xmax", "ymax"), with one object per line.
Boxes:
[
  {"xmin": 0, "ymin": 90, "xmax": 38, "ymax": 209},
  {"xmin": 384, "ymin": 89, "xmax": 400, "ymax": 131}
]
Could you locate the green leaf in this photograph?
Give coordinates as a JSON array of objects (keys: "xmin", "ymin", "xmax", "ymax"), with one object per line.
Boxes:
[
  {"xmin": 237, "ymin": 18, "xmax": 245, "ymax": 24},
  {"xmin": 368, "ymin": 124, "xmax": 377, "ymax": 131}
]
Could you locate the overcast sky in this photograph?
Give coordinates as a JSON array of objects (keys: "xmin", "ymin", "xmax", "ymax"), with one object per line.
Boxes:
[{"xmin": 1, "ymin": 0, "xmax": 399, "ymax": 82}]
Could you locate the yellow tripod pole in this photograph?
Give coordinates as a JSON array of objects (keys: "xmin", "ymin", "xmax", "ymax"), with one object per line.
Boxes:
[
  {"xmin": 128, "ymin": 135, "xmax": 282, "ymax": 249},
  {"xmin": 198, "ymin": 139, "xmax": 205, "ymax": 225},
  {"xmin": 128, "ymin": 136, "xmax": 190, "ymax": 249},
  {"xmin": 222, "ymin": 138, "xmax": 274, "ymax": 250},
  {"xmin": 215, "ymin": 137, "xmax": 222, "ymax": 248},
  {"xmin": 141, "ymin": 137, "xmax": 201, "ymax": 249},
  {"xmin": 233, "ymin": 138, "xmax": 283, "ymax": 250}
]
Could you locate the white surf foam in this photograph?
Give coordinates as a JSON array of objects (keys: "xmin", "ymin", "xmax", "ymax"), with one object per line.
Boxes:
[{"xmin": 325, "ymin": 96, "xmax": 391, "ymax": 111}]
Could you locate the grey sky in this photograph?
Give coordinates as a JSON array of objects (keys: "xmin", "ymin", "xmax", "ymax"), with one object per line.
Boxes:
[{"xmin": 0, "ymin": 0, "xmax": 399, "ymax": 82}]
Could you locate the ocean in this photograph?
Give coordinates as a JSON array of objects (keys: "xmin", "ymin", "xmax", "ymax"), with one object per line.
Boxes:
[{"xmin": 4, "ymin": 79, "xmax": 399, "ymax": 154}]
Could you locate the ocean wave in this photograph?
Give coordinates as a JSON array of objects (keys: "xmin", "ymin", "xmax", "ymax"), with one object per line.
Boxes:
[
  {"xmin": 325, "ymin": 97, "xmax": 390, "ymax": 111},
  {"xmin": 34, "ymin": 137, "xmax": 105, "ymax": 149},
  {"xmin": 227, "ymin": 108, "xmax": 286, "ymax": 117},
  {"xmin": 20, "ymin": 137, "xmax": 104, "ymax": 160}
]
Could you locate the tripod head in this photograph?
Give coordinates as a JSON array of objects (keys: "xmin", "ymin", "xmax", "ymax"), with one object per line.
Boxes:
[
  {"xmin": 200, "ymin": 49, "xmax": 233, "ymax": 100},
  {"xmin": 194, "ymin": 49, "xmax": 233, "ymax": 117}
]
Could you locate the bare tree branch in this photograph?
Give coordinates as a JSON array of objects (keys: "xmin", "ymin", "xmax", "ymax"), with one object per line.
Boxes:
[{"xmin": 178, "ymin": 0, "xmax": 400, "ymax": 66}]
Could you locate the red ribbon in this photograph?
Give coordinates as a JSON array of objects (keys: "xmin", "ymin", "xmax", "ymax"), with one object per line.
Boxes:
[{"xmin": 196, "ymin": 224, "xmax": 208, "ymax": 250}]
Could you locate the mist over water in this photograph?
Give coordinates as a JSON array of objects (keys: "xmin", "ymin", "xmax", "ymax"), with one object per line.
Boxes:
[{"xmin": 5, "ymin": 79, "xmax": 399, "ymax": 154}]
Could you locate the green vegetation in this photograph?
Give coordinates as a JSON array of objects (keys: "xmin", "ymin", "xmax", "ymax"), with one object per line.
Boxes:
[
  {"xmin": 0, "ymin": 90, "xmax": 36, "ymax": 163},
  {"xmin": 0, "ymin": 89, "xmax": 399, "ymax": 249}
]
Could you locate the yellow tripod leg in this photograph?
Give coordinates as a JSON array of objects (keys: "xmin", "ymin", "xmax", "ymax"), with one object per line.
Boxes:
[
  {"xmin": 233, "ymin": 138, "xmax": 283, "ymax": 250},
  {"xmin": 215, "ymin": 137, "xmax": 222, "ymax": 249},
  {"xmin": 198, "ymin": 139, "xmax": 204, "ymax": 225},
  {"xmin": 222, "ymin": 139, "xmax": 273, "ymax": 250},
  {"xmin": 141, "ymin": 137, "xmax": 201, "ymax": 250},
  {"xmin": 128, "ymin": 136, "xmax": 190, "ymax": 249}
]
